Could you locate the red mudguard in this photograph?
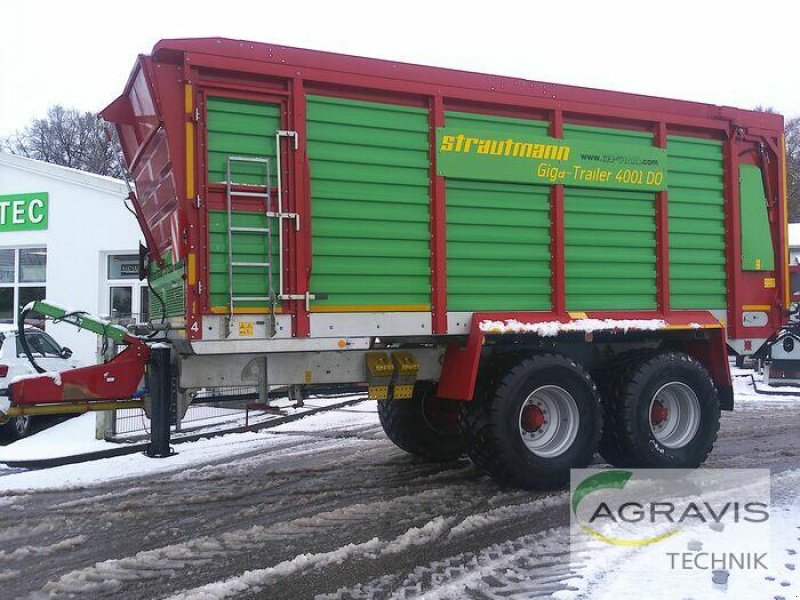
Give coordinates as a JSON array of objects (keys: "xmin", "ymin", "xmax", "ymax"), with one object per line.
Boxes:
[
  {"xmin": 436, "ymin": 311, "xmax": 733, "ymax": 404},
  {"xmin": 10, "ymin": 343, "xmax": 150, "ymax": 406}
]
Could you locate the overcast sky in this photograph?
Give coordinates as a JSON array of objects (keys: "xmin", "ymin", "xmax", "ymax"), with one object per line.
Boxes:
[{"xmin": 1, "ymin": 0, "xmax": 797, "ymax": 137}]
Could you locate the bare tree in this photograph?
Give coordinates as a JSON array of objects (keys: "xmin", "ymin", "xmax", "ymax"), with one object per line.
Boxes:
[
  {"xmin": 786, "ymin": 116, "xmax": 800, "ymax": 222},
  {"xmin": 753, "ymin": 107, "xmax": 800, "ymax": 221},
  {"xmin": 2, "ymin": 105, "xmax": 124, "ymax": 179}
]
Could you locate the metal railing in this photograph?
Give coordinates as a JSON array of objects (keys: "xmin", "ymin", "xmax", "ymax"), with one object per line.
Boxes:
[
  {"xmin": 111, "ymin": 404, "xmax": 248, "ymax": 437},
  {"xmin": 104, "ymin": 385, "xmax": 263, "ymax": 441}
]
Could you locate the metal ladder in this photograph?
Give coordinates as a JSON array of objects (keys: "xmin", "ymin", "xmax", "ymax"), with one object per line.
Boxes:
[{"xmin": 225, "ymin": 156, "xmax": 277, "ymax": 336}]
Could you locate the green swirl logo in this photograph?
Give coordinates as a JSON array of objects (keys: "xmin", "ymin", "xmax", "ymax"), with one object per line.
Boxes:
[{"xmin": 572, "ymin": 470, "xmax": 681, "ymax": 547}]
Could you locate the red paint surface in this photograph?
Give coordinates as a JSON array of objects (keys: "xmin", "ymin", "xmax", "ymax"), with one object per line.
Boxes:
[{"xmin": 10, "ymin": 343, "xmax": 150, "ymax": 406}]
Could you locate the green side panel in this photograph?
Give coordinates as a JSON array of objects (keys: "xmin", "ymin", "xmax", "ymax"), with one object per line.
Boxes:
[
  {"xmin": 148, "ymin": 261, "xmax": 185, "ymax": 318},
  {"xmin": 445, "ymin": 110, "xmax": 550, "ymax": 138},
  {"xmin": 208, "ymin": 210, "xmax": 279, "ymax": 310},
  {"xmin": 307, "ymin": 95, "xmax": 431, "ymax": 309},
  {"xmin": 206, "ymin": 97, "xmax": 281, "ymax": 186},
  {"xmin": 563, "ymin": 123, "xmax": 655, "ymax": 147},
  {"xmin": 739, "ymin": 164, "xmax": 775, "ymax": 271},
  {"xmin": 667, "ymin": 135, "xmax": 727, "ymax": 309},
  {"xmin": 446, "ymin": 180, "xmax": 551, "ymax": 311},
  {"xmin": 444, "ymin": 111, "xmax": 551, "ymax": 311},
  {"xmin": 563, "ymin": 125, "xmax": 656, "ymax": 310}
]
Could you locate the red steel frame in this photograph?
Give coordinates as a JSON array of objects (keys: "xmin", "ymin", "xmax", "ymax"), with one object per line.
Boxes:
[
  {"xmin": 103, "ymin": 38, "xmax": 788, "ymax": 358},
  {"xmin": 549, "ymin": 109, "xmax": 566, "ymax": 317},
  {"xmin": 654, "ymin": 121, "xmax": 670, "ymax": 313}
]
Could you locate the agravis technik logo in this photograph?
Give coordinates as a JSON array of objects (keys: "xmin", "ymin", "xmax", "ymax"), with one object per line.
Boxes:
[
  {"xmin": 570, "ymin": 468, "xmax": 771, "ymax": 572},
  {"xmin": 572, "ymin": 470, "xmax": 682, "ymax": 547}
]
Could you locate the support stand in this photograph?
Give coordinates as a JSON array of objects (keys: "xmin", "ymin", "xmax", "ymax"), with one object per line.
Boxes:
[{"xmin": 147, "ymin": 345, "xmax": 173, "ymax": 458}]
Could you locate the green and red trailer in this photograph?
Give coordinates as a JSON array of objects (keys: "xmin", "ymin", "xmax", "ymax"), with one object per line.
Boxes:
[{"xmin": 6, "ymin": 38, "xmax": 791, "ymax": 488}]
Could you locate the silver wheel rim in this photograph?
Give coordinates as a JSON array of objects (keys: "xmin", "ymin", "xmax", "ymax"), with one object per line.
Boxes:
[
  {"xmin": 518, "ymin": 385, "xmax": 580, "ymax": 458},
  {"xmin": 648, "ymin": 382, "xmax": 700, "ymax": 449},
  {"xmin": 14, "ymin": 416, "xmax": 30, "ymax": 436}
]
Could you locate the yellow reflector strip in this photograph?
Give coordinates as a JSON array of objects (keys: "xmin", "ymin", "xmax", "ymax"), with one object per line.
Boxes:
[
  {"xmin": 310, "ymin": 304, "xmax": 430, "ymax": 313},
  {"xmin": 184, "ymin": 83, "xmax": 193, "ymax": 114},
  {"xmin": 185, "ymin": 122, "xmax": 195, "ymax": 198},
  {"xmin": 568, "ymin": 312, "xmax": 588, "ymax": 319},
  {"xmin": 662, "ymin": 323, "xmax": 723, "ymax": 330},
  {"xmin": 187, "ymin": 252, "xmax": 197, "ymax": 285},
  {"xmin": 742, "ymin": 304, "xmax": 771, "ymax": 311},
  {"xmin": 781, "ymin": 134, "xmax": 790, "ymax": 308}
]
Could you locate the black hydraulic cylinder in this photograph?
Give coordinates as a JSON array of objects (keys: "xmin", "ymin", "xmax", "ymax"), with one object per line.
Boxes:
[{"xmin": 146, "ymin": 345, "xmax": 172, "ymax": 458}]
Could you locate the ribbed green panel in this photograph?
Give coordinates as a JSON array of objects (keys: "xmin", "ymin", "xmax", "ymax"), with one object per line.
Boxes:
[
  {"xmin": 206, "ymin": 97, "xmax": 281, "ymax": 186},
  {"xmin": 564, "ymin": 124, "xmax": 657, "ymax": 310},
  {"xmin": 667, "ymin": 136, "xmax": 726, "ymax": 309},
  {"xmin": 444, "ymin": 111, "xmax": 551, "ymax": 311},
  {"xmin": 307, "ymin": 96, "xmax": 431, "ymax": 309},
  {"xmin": 208, "ymin": 210, "xmax": 279, "ymax": 310},
  {"xmin": 148, "ymin": 263, "xmax": 185, "ymax": 318},
  {"xmin": 445, "ymin": 110, "xmax": 550, "ymax": 139},
  {"xmin": 446, "ymin": 180, "xmax": 551, "ymax": 310}
]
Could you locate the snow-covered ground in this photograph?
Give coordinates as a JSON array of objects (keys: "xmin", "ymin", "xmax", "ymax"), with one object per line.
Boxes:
[
  {"xmin": 0, "ymin": 367, "xmax": 798, "ymax": 599},
  {"xmin": 0, "ymin": 395, "xmax": 370, "ymax": 491}
]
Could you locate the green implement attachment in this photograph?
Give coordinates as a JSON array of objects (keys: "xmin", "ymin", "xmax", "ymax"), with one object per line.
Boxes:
[{"xmin": 22, "ymin": 300, "xmax": 136, "ymax": 345}]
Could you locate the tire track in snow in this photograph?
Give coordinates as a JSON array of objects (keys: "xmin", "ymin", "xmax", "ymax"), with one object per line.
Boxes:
[
  {"xmin": 162, "ymin": 517, "xmax": 458, "ymax": 600},
  {"xmin": 161, "ymin": 492, "xmax": 572, "ymax": 600},
  {"xmin": 26, "ymin": 485, "xmax": 483, "ymax": 599},
  {"xmin": 0, "ymin": 535, "xmax": 85, "ymax": 561}
]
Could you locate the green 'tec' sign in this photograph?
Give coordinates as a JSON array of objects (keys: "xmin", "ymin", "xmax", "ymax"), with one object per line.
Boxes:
[
  {"xmin": 436, "ymin": 127, "xmax": 668, "ymax": 191},
  {"xmin": 0, "ymin": 192, "xmax": 48, "ymax": 232}
]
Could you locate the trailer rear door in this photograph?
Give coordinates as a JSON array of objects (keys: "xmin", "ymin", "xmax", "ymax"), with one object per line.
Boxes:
[{"xmin": 201, "ymin": 92, "xmax": 299, "ymax": 332}]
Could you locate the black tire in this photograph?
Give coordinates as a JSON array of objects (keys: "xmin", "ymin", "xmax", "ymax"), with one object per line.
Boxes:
[
  {"xmin": 595, "ymin": 349, "xmax": 660, "ymax": 467},
  {"xmin": 377, "ymin": 382, "xmax": 464, "ymax": 461},
  {"xmin": 460, "ymin": 354, "xmax": 601, "ymax": 490},
  {"xmin": 3, "ymin": 415, "xmax": 32, "ymax": 440},
  {"xmin": 598, "ymin": 352, "xmax": 719, "ymax": 468}
]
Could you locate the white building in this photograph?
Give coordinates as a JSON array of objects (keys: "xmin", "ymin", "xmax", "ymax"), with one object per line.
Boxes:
[
  {"xmin": 790, "ymin": 223, "xmax": 800, "ymax": 265},
  {"xmin": 0, "ymin": 152, "xmax": 145, "ymax": 362}
]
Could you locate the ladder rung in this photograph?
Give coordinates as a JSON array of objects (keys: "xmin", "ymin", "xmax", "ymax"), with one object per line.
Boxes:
[
  {"xmin": 228, "ymin": 156, "xmax": 270, "ymax": 164},
  {"xmin": 231, "ymin": 261, "xmax": 271, "ymax": 268},
  {"xmin": 227, "ymin": 190, "xmax": 271, "ymax": 198},
  {"xmin": 232, "ymin": 296, "xmax": 272, "ymax": 301},
  {"xmin": 230, "ymin": 226, "xmax": 271, "ymax": 233}
]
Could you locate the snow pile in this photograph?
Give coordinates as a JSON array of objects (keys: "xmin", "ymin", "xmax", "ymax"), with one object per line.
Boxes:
[
  {"xmin": 479, "ymin": 318, "xmax": 667, "ymax": 336},
  {"xmin": 0, "ymin": 414, "xmax": 112, "ymax": 462},
  {"xmin": 165, "ymin": 515, "xmax": 456, "ymax": 600},
  {"xmin": 0, "ymin": 398, "xmax": 376, "ymax": 492},
  {"xmin": 0, "ymin": 535, "xmax": 86, "ymax": 560},
  {"xmin": 447, "ymin": 492, "xmax": 567, "ymax": 539}
]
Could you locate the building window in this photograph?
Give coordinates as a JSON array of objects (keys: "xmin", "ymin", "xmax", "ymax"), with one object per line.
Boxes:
[
  {"xmin": 0, "ymin": 247, "xmax": 47, "ymax": 325},
  {"xmin": 105, "ymin": 254, "xmax": 148, "ymax": 324}
]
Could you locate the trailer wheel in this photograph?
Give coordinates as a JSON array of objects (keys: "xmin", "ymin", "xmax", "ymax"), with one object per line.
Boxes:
[
  {"xmin": 460, "ymin": 354, "xmax": 601, "ymax": 490},
  {"xmin": 598, "ymin": 352, "xmax": 719, "ymax": 468},
  {"xmin": 377, "ymin": 382, "xmax": 464, "ymax": 461}
]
